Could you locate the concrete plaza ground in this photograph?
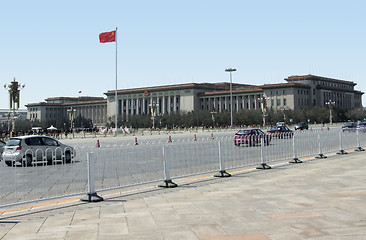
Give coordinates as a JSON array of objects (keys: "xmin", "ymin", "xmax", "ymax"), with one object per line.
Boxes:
[{"xmin": 0, "ymin": 145, "xmax": 365, "ymax": 239}]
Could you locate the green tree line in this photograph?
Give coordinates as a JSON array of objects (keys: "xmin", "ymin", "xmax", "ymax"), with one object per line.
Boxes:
[{"xmin": 2, "ymin": 107, "xmax": 366, "ymax": 133}]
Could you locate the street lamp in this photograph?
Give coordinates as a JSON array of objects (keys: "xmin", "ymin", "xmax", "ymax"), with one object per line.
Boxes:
[
  {"xmin": 149, "ymin": 101, "xmax": 159, "ymax": 129},
  {"xmin": 258, "ymin": 94, "xmax": 269, "ymax": 127},
  {"xmin": 225, "ymin": 68, "xmax": 236, "ymax": 128},
  {"xmin": 67, "ymin": 107, "xmax": 76, "ymax": 138},
  {"xmin": 210, "ymin": 111, "xmax": 217, "ymax": 127},
  {"xmin": 4, "ymin": 77, "xmax": 25, "ymax": 137},
  {"xmin": 326, "ymin": 100, "xmax": 335, "ymax": 125}
]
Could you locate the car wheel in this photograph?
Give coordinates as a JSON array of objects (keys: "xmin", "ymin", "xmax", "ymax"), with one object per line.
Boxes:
[
  {"xmin": 24, "ymin": 155, "xmax": 32, "ymax": 167},
  {"xmin": 65, "ymin": 152, "xmax": 72, "ymax": 164},
  {"xmin": 5, "ymin": 161, "xmax": 13, "ymax": 167}
]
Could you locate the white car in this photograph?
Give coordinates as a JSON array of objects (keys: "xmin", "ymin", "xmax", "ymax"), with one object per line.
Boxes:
[{"xmin": 2, "ymin": 135, "xmax": 76, "ymax": 167}]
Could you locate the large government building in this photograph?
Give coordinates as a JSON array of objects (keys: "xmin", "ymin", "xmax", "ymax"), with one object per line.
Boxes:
[{"xmin": 26, "ymin": 75, "xmax": 363, "ymax": 126}]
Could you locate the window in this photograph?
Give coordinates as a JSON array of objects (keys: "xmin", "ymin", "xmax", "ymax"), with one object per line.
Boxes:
[
  {"xmin": 42, "ymin": 137, "xmax": 58, "ymax": 146},
  {"xmin": 277, "ymin": 99, "xmax": 281, "ymax": 106},
  {"xmin": 25, "ymin": 137, "xmax": 42, "ymax": 146},
  {"xmin": 283, "ymin": 99, "xmax": 287, "ymax": 106}
]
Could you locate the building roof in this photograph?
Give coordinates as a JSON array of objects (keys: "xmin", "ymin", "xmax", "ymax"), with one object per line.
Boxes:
[
  {"xmin": 104, "ymin": 82, "xmax": 252, "ymax": 96},
  {"xmin": 25, "ymin": 97, "xmax": 107, "ymax": 107},
  {"xmin": 285, "ymin": 74, "xmax": 357, "ymax": 86},
  {"xmin": 198, "ymin": 83, "xmax": 310, "ymax": 97},
  {"xmin": 260, "ymin": 82, "xmax": 311, "ymax": 89}
]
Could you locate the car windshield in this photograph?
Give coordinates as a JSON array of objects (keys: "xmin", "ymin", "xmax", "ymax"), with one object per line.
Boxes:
[
  {"xmin": 6, "ymin": 139, "xmax": 21, "ymax": 146},
  {"xmin": 270, "ymin": 126, "xmax": 279, "ymax": 131},
  {"xmin": 344, "ymin": 122, "xmax": 355, "ymax": 127},
  {"xmin": 257, "ymin": 129, "xmax": 264, "ymax": 134},
  {"xmin": 358, "ymin": 122, "xmax": 366, "ymax": 126},
  {"xmin": 236, "ymin": 130, "xmax": 251, "ymax": 135}
]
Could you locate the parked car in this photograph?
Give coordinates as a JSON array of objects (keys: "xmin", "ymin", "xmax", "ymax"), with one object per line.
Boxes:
[
  {"xmin": 342, "ymin": 122, "xmax": 358, "ymax": 132},
  {"xmin": 234, "ymin": 128, "xmax": 271, "ymax": 146},
  {"xmin": 2, "ymin": 135, "xmax": 76, "ymax": 167},
  {"xmin": 267, "ymin": 125, "xmax": 293, "ymax": 138},
  {"xmin": 295, "ymin": 122, "xmax": 309, "ymax": 130},
  {"xmin": 357, "ymin": 122, "xmax": 366, "ymax": 132},
  {"xmin": 0, "ymin": 139, "xmax": 6, "ymax": 161}
]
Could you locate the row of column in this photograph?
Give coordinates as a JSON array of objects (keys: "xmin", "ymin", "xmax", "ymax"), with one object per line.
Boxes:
[
  {"xmin": 73, "ymin": 105, "xmax": 106, "ymax": 126},
  {"xmin": 202, "ymin": 95, "xmax": 260, "ymax": 112},
  {"xmin": 119, "ymin": 96, "xmax": 180, "ymax": 118}
]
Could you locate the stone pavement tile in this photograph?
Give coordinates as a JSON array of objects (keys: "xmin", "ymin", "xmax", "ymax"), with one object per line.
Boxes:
[
  {"xmin": 200, "ymin": 233, "xmax": 270, "ymax": 240},
  {"xmin": 64, "ymin": 229, "xmax": 98, "ymax": 240},
  {"xmin": 178, "ymin": 213, "xmax": 216, "ymax": 225},
  {"xmin": 150, "ymin": 210, "xmax": 182, "ymax": 225},
  {"xmin": 162, "ymin": 229, "xmax": 199, "ymax": 240},
  {"xmin": 124, "ymin": 211, "xmax": 158, "ymax": 231},
  {"xmin": 289, "ymin": 223, "xmax": 331, "ymax": 239},
  {"xmin": 1, "ymin": 217, "xmax": 46, "ymax": 239},
  {"xmin": 123, "ymin": 199, "xmax": 148, "ymax": 212},
  {"xmin": 98, "ymin": 210, "xmax": 128, "ymax": 236},
  {"xmin": 37, "ymin": 211, "xmax": 74, "ymax": 234},
  {"xmin": 169, "ymin": 202, "xmax": 205, "ymax": 215},
  {"xmin": 190, "ymin": 223, "xmax": 227, "ymax": 239},
  {"xmin": 0, "ymin": 222, "xmax": 17, "ymax": 239}
]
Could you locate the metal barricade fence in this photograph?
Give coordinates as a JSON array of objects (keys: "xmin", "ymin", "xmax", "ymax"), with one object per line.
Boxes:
[
  {"xmin": 91, "ymin": 144, "xmax": 165, "ymax": 191},
  {"xmin": 0, "ymin": 147, "xmax": 88, "ymax": 207},
  {"xmin": 165, "ymin": 141, "xmax": 220, "ymax": 178},
  {"xmin": 2, "ymin": 129, "xmax": 366, "ymax": 207}
]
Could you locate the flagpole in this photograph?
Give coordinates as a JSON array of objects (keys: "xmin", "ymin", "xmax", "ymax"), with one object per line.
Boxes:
[{"xmin": 115, "ymin": 27, "xmax": 118, "ymax": 133}]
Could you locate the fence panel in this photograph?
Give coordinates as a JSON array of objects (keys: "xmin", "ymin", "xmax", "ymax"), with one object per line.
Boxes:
[
  {"xmin": 92, "ymin": 144, "xmax": 165, "ymax": 191},
  {"xmin": 165, "ymin": 141, "xmax": 220, "ymax": 178}
]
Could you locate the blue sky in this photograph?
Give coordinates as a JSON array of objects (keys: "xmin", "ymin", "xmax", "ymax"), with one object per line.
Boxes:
[{"xmin": 1, "ymin": 0, "xmax": 365, "ymax": 109}]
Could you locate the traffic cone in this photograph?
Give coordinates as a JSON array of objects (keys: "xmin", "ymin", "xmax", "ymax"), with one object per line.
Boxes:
[
  {"xmin": 211, "ymin": 133, "xmax": 214, "ymax": 140},
  {"xmin": 168, "ymin": 136, "xmax": 172, "ymax": 143},
  {"xmin": 134, "ymin": 137, "xmax": 138, "ymax": 145},
  {"xmin": 96, "ymin": 139, "xmax": 100, "ymax": 148},
  {"xmin": 193, "ymin": 134, "xmax": 197, "ymax": 141}
]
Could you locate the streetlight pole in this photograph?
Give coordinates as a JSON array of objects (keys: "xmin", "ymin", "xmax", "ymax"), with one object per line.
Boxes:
[
  {"xmin": 326, "ymin": 100, "xmax": 335, "ymax": 125},
  {"xmin": 258, "ymin": 94, "xmax": 268, "ymax": 127},
  {"xmin": 225, "ymin": 68, "xmax": 236, "ymax": 128},
  {"xmin": 4, "ymin": 77, "xmax": 25, "ymax": 137},
  {"xmin": 67, "ymin": 107, "xmax": 76, "ymax": 138}
]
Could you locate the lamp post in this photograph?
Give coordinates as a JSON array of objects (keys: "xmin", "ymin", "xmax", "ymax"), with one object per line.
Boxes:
[
  {"xmin": 67, "ymin": 107, "xmax": 76, "ymax": 138},
  {"xmin": 4, "ymin": 77, "xmax": 25, "ymax": 137},
  {"xmin": 149, "ymin": 101, "xmax": 159, "ymax": 129},
  {"xmin": 210, "ymin": 111, "xmax": 217, "ymax": 128},
  {"xmin": 326, "ymin": 100, "xmax": 335, "ymax": 125},
  {"xmin": 225, "ymin": 68, "xmax": 236, "ymax": 128},
  {"xmin": 258, "ymin": 94, "xmax": 269, "ymax": 127},
  {"xmin": 281, "ymin": 107, "xmax": 288, "ymax": 124}
]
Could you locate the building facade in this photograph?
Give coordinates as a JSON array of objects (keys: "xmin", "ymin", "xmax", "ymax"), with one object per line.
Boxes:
[
  {"xmin": 26, "ymin": 75, "xmax": 363, "ymax": 126},
  {"xmin": 26, "ymin": 97, "xmax": 107, "ymax": 126},
  {"xmin": 105, "ymin": 75, "xmax": 363, "ymax": 121}
]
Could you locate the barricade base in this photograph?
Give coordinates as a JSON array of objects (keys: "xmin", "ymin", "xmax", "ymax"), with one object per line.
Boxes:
[
  {"xmin": 289, "ymin": 158, "xmax": 302, "ymax": 164},
  {"xmin": 337, "ymin": 150, "xmax": 348, "ymax": 155},
  {"xmin": 256, "ymin": 163, "xmax": 271, "ymax": 170},
  {"xmin": 81, "ymin": 192, "xmax": 104, "ymax": 202},
  {"xmin": 316, "ymin": 154, "xmax": 327, "ymax": 159},
  {"xmin": 355, "ymin": 147, "xmax": 365, "ymax": 152},
  {"xmin": 158, "ymin": 179, "xmax": 178, "ymax": 188},
  {"xmin": 214, "ymin": 170, "xmax": 231, "ymax": 178}
]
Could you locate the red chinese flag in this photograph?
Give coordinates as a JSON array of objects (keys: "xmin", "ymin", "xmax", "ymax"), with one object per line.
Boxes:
[{"xmin": 99, "ymin": 30, "xmax": 116, "ymax": 43}]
